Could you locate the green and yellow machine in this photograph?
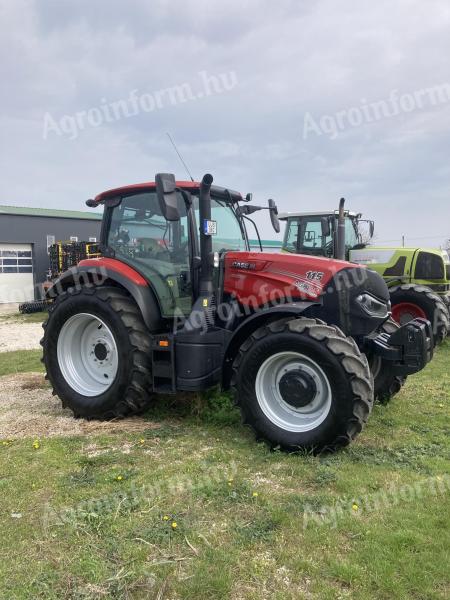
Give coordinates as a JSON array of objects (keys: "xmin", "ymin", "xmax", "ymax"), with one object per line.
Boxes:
[{"xmin": 279, "ymin": 202, "xmax": 450, "ymax": 345}]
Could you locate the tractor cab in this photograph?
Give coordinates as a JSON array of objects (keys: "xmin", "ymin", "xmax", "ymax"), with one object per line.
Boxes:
[
  {"xmin": 97, "ymin": 180, "xmax": 253, "ymax": 318},
  {"xmin": 279, "ymin": 210, "xmax": 374, "ymax": 259},
  {"xmin": 279, "ymin": 204, "xmax": 449, "ymax": 342},
  {"xmin": 90, "ymin": 177, "xmax": 281, "ymax": 319}
]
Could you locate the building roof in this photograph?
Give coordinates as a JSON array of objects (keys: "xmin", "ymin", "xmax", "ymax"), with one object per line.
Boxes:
[{"xmin": 0, "ymin": 205, "xmax": 103, "ymax": 220}]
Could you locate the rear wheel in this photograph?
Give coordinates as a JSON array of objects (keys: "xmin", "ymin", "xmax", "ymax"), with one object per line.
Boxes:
[
  {"xmin": 368, "ymin": 317, "xmax": 406, "ymax": 404},
  {"xmin": 389, "ymin": 284, "xmax": 449, "ymax": 346},
  {"xmin": 42, "ymin": 285, "xmax": 153, "ymax": 419},
  {"xmin": 231, "ymin": 318, "xmax": 374, "ymax": 453}
]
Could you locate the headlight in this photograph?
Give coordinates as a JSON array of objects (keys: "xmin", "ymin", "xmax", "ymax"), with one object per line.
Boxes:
[{"xmin": 356, "ymin": 293, "xmax": 389, "ymax": 318}]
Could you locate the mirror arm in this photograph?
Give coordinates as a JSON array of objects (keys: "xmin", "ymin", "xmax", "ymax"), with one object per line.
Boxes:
[{"xmin": 242, "ymin": 215, "xmax": 263, "ymax": 252}]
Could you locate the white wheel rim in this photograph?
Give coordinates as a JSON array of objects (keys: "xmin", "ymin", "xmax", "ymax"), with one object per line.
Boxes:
[
  {"xmin": 57, "ymin": 313, "xmax": 119, "ymax": 396},
  {"xmin": 255, "ymin": 351, "xmax": 332, "ymax": 432}
]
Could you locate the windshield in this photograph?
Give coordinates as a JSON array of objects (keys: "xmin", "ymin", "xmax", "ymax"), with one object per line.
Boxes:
[
  {"xmin": 190, "ymin": 194, "xmax": 247, "ymax": 252},
  {"xmin": 344, "ymin": 217, "xmax": 359, "ymax": 250},
  {"xmin": 106, "ymin": 189, "xmax": 247, "ymax": 317}
]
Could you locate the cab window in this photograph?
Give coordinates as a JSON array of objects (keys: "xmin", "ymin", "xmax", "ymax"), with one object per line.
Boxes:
[
  {"xmin": 107, "ymin": 192, "xmax": 192, "ymax": 317},
  {"xmin": 284, "ymin": 217, "xmax": 333, "ymax": 256},
  {"xmin": 283, "ymin": 220, "xmax": 300, "ymax": 252},
  {"xmin": 344, "ymin": 217, "xmax": 359, "ymax": 251}
]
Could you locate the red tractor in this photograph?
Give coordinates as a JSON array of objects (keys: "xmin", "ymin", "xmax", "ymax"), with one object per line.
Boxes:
[{"xmin": 42, "ymin": 174, "xmax": 432, "ymax": 452}]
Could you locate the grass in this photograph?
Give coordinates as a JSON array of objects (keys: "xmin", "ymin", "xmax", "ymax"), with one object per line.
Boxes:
[
  {"xmin": 0, "ymin": 310, "xmax": 46, "ymax": 375},
  {"xmin": 0, "ymin": 310, "xmax": 48, "ymax": 324},
  {"xmin": 0, "ymin": 349, "xmax": 43, "ymax": 376},
  {"xmin": 0, "ymin": 342, "xmax": 449, "ymax": 599}
]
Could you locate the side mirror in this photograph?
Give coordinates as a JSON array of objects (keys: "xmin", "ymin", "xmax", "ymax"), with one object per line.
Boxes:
[
  {"xmin": 321, "ymin": 217, "xmax": 331, "ymax": 238},
  {"xmin": 268, "ymin": 199, "xmax": 280, "ymax": 233},
  {"xmin": 155, "ymin": 173, "xmax": 180, "ymax": 221},
  {"xmin": 370, "ymin": 221, "xmax": 375, "ymax": 237}
]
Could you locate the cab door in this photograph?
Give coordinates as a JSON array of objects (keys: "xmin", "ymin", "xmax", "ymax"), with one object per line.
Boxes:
[{"xmin": 107, "ymin": 191, "xmax": 194, "ymax": 318}]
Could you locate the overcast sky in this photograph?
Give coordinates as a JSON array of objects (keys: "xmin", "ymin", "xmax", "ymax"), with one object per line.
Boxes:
[{"xmin": 1, "ymin": 0, "xmax": 449, "ymax": 246}]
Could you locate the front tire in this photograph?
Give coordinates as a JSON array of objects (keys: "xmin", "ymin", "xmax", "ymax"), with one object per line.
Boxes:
[
  {"xmin": 389, "ymin": 284, "xmax": 449, "ymax": 346},
  {"xmin": 231, "ymin": 318, "xmax": 374, "ymax": 453},
  {"xmin": 42, "ymin": 285, "xmax": 153, "ymax": 419}
]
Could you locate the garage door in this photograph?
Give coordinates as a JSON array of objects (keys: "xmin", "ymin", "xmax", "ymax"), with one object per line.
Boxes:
[{"xmin": 0, "ymin": 243, "xmax": 34, "ymax": 304}]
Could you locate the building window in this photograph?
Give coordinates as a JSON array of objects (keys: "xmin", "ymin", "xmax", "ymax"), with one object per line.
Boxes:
[
  {"xmin": 70, "ymin": 236, "xmax": 79, "ymax": 242},
  {"xmin": 0, "ymin": 252, "xmax": 33, "ymax": 274},
  {"xmin": 47, "ymin": 235, "xmax": 56, "ymax": 251}
]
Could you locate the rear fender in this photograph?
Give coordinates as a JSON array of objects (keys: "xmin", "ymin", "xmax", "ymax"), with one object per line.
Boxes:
[
  {"xmin": 46, "ymin": 264, "xmax": 163, "ymax": 332},
  {"xmin": 221, "ymin": 302, "xmax": 318, "ymax": 389}
]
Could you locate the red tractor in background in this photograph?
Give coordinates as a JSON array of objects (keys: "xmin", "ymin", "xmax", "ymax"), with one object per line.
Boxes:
[{"xmin": 42, "ymin": 173, "xmax": 432, "ymax": 452}]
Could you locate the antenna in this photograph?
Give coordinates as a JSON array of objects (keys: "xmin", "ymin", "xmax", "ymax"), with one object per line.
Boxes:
[{"xmin": 166, "ymin": 133, "xmax": 194, "ymax": 182}]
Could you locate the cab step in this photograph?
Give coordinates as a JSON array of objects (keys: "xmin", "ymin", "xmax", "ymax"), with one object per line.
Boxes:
[{"xmin": 151, "ymin": 334, "xmax": 176, "ymax": 394}]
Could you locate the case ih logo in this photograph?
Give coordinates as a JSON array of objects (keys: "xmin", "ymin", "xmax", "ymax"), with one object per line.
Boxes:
[{"xmin": 231, "ymin": 261, "xmax": 257, "ymax": 270}]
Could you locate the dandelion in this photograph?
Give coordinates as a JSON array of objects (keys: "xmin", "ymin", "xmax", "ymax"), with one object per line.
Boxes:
[
  {"xmin": 252, "ymin": 491, "xmax": 259, "ymax": 498},
  {"xmin": 352, "ymin": 503, "xmax": 359, "ymax": 511},
  {"xmin": 139, "ymin": 439, "xmax": 145, "ymax": 445},
  {"xmin": 33, "ymin": 440, "xmax": 40, "ymax": 450},
  {"xmin": 163, "ymin": 515, "xmax": 170, "ymax": 521},
  {"xmin": 116, "ymin": 475, "xmax": 123, "ymax": 481},
  {"xmin": 171, "ymin": 521, "xmax": 177, "ymax": 529}
]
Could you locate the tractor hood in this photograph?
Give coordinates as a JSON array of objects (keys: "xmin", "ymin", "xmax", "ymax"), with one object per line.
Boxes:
[
  {"xmin": 223, "ymin": 251, "xmax": 390, "ymax": 336},
  {"xmin": 223, "ymin": 251, "xmax": 375, "ymax": 304}
]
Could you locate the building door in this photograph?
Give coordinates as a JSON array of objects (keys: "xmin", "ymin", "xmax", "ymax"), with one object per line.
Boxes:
[{"xmin": 0, "ymin": 243, "xmax": 34, "ymax": 304}]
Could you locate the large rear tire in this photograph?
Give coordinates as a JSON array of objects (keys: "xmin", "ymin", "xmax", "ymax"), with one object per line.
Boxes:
[
  {"xmin": 231, "ymin": 318, "xmax": 374, "ymax": 453},
  {"xmin": 368, "ymin": 317, "xmax": 406, "ymax": 404},
  {"xmin": 389, "ymin": 284, "xmax": 449, "ymax": 346},
  {"xmin": 42, "ymin": 286, "xmax": 153, "ymax": 419}
]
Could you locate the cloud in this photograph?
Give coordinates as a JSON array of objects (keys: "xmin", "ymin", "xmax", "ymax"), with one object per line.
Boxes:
[{"xmin": 0, "ymin": 0, "xmax": 449, "ymax": 245}]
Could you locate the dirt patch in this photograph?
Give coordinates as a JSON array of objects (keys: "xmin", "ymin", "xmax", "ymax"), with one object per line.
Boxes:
[
  {"xmin": 0, "ymin": 303, "xmax": 20, "ymax": 316},
  {"xmin": 0, "ymin": 320, "xmax": 43, "ymax": 352},
  {"xmin": 0, "ymin": 372, "xmax": 160, "ymax": 439}
]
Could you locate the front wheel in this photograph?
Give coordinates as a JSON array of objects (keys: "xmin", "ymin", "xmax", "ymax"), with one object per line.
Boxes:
[
  {"xmin": 231, "ymin": 318, "xmax": 374, "ymax": 453},
  {"xmin": 389, "ymin": 284, "xmax": 449, "ymax": 346}
]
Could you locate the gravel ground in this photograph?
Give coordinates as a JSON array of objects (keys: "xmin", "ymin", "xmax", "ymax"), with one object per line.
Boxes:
[
  {"xmin": 0, "ymin": 372, "xmax": 159, "ymax": 439},
  {"xmin": 0, "ymin": 319, "xmax": 43, "ymax": 352}
]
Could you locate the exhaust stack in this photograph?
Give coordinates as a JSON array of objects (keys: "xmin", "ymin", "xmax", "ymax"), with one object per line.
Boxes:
[
  {"xmin": 182, "ymin": 173, "xmax": 216, "ymax": 333},
  {"xmin": 336, "ymin": 197, "xmax": 346, "ymax": 261},
  {"xmin": 199, "ymin": 173, "xmax": 214, "ymax": 294}
]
